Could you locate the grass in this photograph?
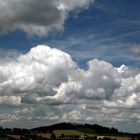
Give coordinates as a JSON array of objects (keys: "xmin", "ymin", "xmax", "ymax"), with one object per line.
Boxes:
[
  {"xmin": 8, "ymin": 135, "xmax": 21, "ymax": 140},
  {"xmin": 37, "ymin": 129, "xmax": 95, "ymax": 139},
  {"xmin": 54, "ymin": 130, "xmax": 85, "ymax": 136},
  {"xmin": 38, "ymin": 130, "xmax": 135, "ymax": 140},
  {"xmin": 76, "ymin": 128, "xmax": 95, "ymax": 134},
  {"xmin": 106, "ymin": 136, "xmax": 133, "ymax": 140}
]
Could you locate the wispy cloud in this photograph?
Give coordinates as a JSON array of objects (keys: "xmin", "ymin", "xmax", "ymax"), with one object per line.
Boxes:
[
  {"xmin": 129, "ymin": 44, "xmax": 140, "ymax": 57},
  {"xmin": 47, "ymin": 31, "xmax": 140, "ymax": 68}
]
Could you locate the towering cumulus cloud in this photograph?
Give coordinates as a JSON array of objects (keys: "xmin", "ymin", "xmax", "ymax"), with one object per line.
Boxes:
[
  {"xmin": 0, "ymin": 45, "xmax": 140, "ymax": 131},
  {"xmin": 0, "ymin": 45, "xmax": 121, "ymax": 105},
  {"xmin": 0, "ymin": 0, "xmax": 94, "ymax": 36}
]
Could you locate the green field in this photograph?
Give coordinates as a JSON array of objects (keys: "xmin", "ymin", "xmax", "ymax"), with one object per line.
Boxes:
[
  {"xmin": 37, "ymin": 129, "xmax": 95, "ymax": 139},
  {"xmin": 76, "ymin": 128, "xmax": 95, "ymax": 134},
  {"xmin": 53, "ymin": 129, "xmax": 95, "ymax": 137}
]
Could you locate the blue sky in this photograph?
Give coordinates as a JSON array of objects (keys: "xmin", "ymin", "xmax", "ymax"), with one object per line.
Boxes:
[
  {"xmin": 0, "ymin": 0, "xmax": 140, "ymax": 68},
  {"xmin": 0, "ymin": 0, "xmax": 140, "ymax": 133}
]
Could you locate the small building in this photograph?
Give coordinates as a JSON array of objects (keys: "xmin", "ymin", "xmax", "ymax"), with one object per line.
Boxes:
[{"xmin": 97, "ymin": 136, "xmax": 105, "ymax": 140}]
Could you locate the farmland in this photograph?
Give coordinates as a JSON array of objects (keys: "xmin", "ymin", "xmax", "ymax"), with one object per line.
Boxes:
[{"xmin": 0, "ymin": 123, "xmax": 140, "ymax": 140}]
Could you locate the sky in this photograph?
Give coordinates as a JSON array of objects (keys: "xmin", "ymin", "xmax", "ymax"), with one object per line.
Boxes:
[{"xmin": 0, "ymin": 0, "xmax": 140, "ymax": 133}]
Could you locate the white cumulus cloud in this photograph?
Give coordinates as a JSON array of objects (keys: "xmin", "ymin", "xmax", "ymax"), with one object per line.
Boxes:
[
  {"xmin": 0, "ymin": 0, "xmax": 94, "ymax": 36},
  {"xmin": 0, "ymin": 45, "xmax": 139, "ymax": 132}
]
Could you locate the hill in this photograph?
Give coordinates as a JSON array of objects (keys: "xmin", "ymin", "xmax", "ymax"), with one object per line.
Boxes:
[
  {"xmin": 31, "ymin": 122, "xmax": 119, "ymax": 135},
  {"xmin": 31, "ymin": 122, "xmax": 140, "ymax": 138}
]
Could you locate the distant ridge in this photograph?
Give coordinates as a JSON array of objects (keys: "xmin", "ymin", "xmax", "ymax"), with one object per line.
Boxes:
[
  {"xmin": 31, "ymin": 122, "xmax": 119, "ymax": 134},
  {"xmin": 31, "ymin": 122, "xmax": 140, "ymax": 137}
]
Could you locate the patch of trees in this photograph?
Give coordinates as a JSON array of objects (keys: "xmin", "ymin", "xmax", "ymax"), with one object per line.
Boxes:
[
  {"xmin": 31, "ymin": 122, "xmax": 140, "ymax": 138},
  {"xmin": 31, "ymin": 123, "xmax": 119, "ymax": 135}
]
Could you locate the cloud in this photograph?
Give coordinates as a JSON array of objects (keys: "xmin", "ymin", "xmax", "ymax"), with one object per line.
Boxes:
[
  {"xmin": 0, "ymin": 45, "xmax": 120, "ymax": 105},
  {"xmin": 0, "ymin": 45, "xmax": 75, "ymax": 101},
  {"xmin": 0, "ymin": 0, "xmax": 94, "ymax": 37},
  {"xmin": 0, "ymin": 45, "xmax": 140, "ymax": 132},
  {"xmin": 130, "ymin": 44, "xmax": 140, "ymax": 57}
]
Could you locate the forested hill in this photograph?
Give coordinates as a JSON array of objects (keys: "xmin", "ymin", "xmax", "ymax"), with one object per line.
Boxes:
[
  {"xmin": 31, "ymin": 122, "xmax": 119, "ymax": 134},
  {"xmin": 31, "ymin": 122, "xmax": 140, "ymax": 137}
]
